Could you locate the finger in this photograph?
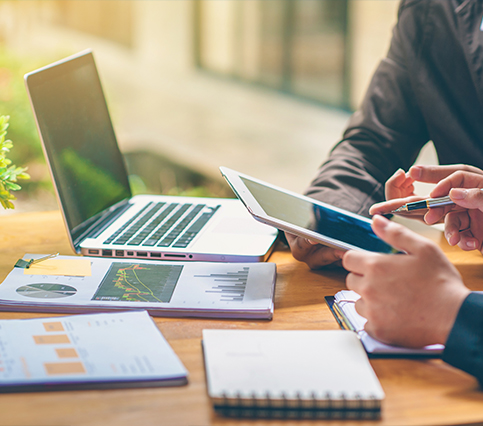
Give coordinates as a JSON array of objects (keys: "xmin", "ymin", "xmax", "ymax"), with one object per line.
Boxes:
[
  {"xmin": 354, "ymin": 298, "xmax": 367, "ymax": 320},
  {"xmin": 423, "ymin": 204, "xmax": 457, "ymax": 225},
  {"xmin": 304, "ymin": 245, "xmax": 345, "ymax": 269},
  {"xmin": 369, "ymin": 195, "xmax": 425, "ymax": 215},
  {"xmin": 371, "ymin": 215, "xmax": 429, "ymax": 254},
  {"xmin": 457, "ymin": 231, "xmax": 479, "ymax": 251},
  {"xmin": 342, "ymin": 250, "xmax": 372, "ymax": 275},
  {"xmin": 401, "ymin": 180, "xmax": 415, "ymax": 190},
  {"xmin": 385, "ymin": 169, "xmax": 415, "ymax": 200},
  {"xmin": 450, "ymin": 188, "xmax": 483, "ymax": 210},
  {"xmin": 287, "ymin": 234, "xmax": 315, "ymax": 254},
  {"xmin": 444, "ymin": 211, "xmax": 469, "ymax": 246},
  {"xmin": 345, "ymin": 271, "xmax": 363, "ymax": 294},
  {"xmin": 430, "ymin": 171, "xmax": 483, "ymax": 198},
  {"xmin": 385, "ymin": 168, "xmax": 408, "ymax": 192},
  {"xmin": 410, "ymin": 164, "xmax": 483, "ymax": 183},
  {"xmin": 387, "ymin": 168, "xmax": 406, "ymax": 186}
]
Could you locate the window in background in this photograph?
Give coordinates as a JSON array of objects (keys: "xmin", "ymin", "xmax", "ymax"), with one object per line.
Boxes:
[
  {"xmin": 52, "ymin": 1, "xmax": 134, "ymax": 48},
  {"xmin": 195, "ymin": 0, "xmax": 350, "ymax": 109}
]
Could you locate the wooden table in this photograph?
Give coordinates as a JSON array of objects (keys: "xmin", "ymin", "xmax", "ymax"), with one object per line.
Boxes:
[{"xmin": 1, "ymin": 211, "xmax": 483, "ymax": 426}]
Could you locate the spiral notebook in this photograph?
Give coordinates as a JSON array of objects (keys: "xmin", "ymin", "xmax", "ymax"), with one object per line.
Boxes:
[
  {"xmin": 326, "ymin": 290, "xmax": 444, "ymax": 356},
  {"xmin": 202, "ymin": 329, "xmax": 384, "ymax": 419}
]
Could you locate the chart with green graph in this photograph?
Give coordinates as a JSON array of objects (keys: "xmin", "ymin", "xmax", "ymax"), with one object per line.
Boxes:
[{"xmin": 92, "ymin": 263, "xmax": 183, "ymax": 303}]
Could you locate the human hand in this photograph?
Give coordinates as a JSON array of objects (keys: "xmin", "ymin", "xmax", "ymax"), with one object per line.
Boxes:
[
  {"xmin": 342, "ymin": 215, "xmax": 470, "ymax": 348},
  {"xmin": 286, "ymin": 233, "xmax": 343, "ymax": 269},
  {"xmin": 370, "ymin": 168, "xmax": 426, "ymax": 220},
  {"xmin": 370, "ymin": 164, "xmax": 483, "ymax": 219},
  {"xmin": 428, "ymin": 171, "xmax": 483, "ymax": 252}
]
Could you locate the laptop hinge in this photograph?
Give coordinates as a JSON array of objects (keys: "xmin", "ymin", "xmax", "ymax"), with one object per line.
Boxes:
[{"xmin": 72, "ymin": 201, "xmax": 133, "ymax": 251}]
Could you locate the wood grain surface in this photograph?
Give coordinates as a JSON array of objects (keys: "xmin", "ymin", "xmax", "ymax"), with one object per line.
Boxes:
[{"xmin": 0, "ymin": 211, "xmax": 482, "ymax": 426}]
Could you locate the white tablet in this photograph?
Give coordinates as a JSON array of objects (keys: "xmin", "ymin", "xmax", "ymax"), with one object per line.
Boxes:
[{"xmin": 220, "ymin": 167, "xmax": 398, "ymax": 254}]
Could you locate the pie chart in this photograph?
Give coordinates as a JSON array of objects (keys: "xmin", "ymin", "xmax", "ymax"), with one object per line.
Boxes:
[{"xmin": 16, "ymin": 283, "xmax": 77, "ymax": 299}]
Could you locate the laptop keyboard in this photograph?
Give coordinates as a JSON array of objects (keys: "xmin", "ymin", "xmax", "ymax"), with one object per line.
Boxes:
[{"xmin": 103, "ymin": 202, "xmax": 220, "ymax": 249}]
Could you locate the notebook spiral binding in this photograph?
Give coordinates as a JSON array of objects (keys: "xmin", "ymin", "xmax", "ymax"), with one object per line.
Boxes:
[{"xmin": 214, "ymin": 390, "xmax": 381, "ymax": 419}]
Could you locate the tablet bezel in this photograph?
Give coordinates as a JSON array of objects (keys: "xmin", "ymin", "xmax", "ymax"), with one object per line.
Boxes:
[{"xmin": 220, "ymin": 166, "xmax": 396, "ymax": 253}]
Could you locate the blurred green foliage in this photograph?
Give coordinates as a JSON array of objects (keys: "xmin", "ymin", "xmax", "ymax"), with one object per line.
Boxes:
[
  {"xmin": 0, "ymin": 115, "xmax": 30, "ymax": 208},
  {"xmin": 0, "ymin": 48, "xmax": 50, "ymax": 195}
]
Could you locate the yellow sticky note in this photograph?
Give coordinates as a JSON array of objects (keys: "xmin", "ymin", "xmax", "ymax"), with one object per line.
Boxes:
[{"xmin": 24, "ymin": 258, "xmax": 92, "ymax": 277}]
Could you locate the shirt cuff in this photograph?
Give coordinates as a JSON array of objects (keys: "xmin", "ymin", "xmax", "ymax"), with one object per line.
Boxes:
[{"xmin": 442, "ymin": 292, "xmax": 483, "ymax": 384}]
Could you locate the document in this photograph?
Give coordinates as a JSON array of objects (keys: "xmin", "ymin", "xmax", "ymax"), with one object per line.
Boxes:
[
  {"xmin": 326, "ymin": 290, "xmax": 444, "ymax": 356},
  {"xmin": 0, "ymin": 310, "xmax": 187, "ymax": 391},
  {"xmin": 0, "ymin": 255, "xmax": 276, "ymax": 319}
]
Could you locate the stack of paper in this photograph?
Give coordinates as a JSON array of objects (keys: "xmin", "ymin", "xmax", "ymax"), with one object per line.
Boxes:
[{"xmin": 0, "ymin": 310, "xmax": 187, "ymax": 391}]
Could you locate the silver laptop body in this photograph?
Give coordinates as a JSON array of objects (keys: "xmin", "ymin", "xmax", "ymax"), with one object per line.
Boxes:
[{"xmin": 25, "ymin": 50, "xmax": 278, "ymax": 262}]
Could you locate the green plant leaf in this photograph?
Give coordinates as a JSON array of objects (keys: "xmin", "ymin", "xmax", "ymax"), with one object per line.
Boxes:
[{"xmin": 0, "ymin": 115, "xmax": 30, "ymax": 208}]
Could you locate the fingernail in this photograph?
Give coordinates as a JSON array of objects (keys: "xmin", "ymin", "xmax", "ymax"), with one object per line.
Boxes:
[
  {"xmin": 450, "ymin": 188, "xmax": 467, "ymax": 200},
  {"xmin": 466, "ymin": 240, "xmax": 477, "ymax": 249},
  {"xmin": 445, "ymin": 231, "xmax": 453, "ymax": 241},
  {"xmin": 410, "ymin": 166, "xmax": 422, "ymax": 180}
]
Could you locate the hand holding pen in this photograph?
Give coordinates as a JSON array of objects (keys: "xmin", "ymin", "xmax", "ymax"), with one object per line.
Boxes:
[
  {"xmin": 382, "ymin": 172, "xmax": 483, "ymax": 252},
  {"xmin": 370, "ymin": 165, "xmax": 483, "ymax": 219},
  {"xmin": 369, "ymin": 165, "xmax": 483, "ymax": 252},
  {"xmin": 427, "ymin": 171, "xmax": 483, "ymax": 252}
]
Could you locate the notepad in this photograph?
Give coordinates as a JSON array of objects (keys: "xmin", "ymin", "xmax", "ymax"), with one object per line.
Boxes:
[
  {"xmin": 25, "ymin": 258, "xmax": 92, "ymax": 276},
  {"xmin": 202, "ymin": 329, "xmax": 384, "ymax": 419},
  {"xmin": 326, "ymin": 290, "xmax": 444, "ymax": 356}
]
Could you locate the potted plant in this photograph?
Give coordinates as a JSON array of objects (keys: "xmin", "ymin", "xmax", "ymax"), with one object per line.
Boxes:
[{"xmin": 0, "ymin": 115, "xmax": 30, "ymax": 209}]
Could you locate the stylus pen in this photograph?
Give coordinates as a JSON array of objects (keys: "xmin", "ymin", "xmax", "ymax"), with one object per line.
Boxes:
[{"xmin": 392, "ymin": 195, "xmax": 455, "ymax": 213}]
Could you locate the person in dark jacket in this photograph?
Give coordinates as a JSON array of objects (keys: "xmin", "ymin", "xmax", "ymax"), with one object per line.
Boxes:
[
  {"xmin": 288, "ymin": 0, "xmax": 483, "ymax": 269},
  {"xmin": 288, "ymin": 0, "xmax": 483, "ymax": 385}
]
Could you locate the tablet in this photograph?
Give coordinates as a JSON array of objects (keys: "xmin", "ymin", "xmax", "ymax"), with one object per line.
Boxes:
[{"xmin": 220, "ymin": 167, "xmax": 398, "ymax": 254}]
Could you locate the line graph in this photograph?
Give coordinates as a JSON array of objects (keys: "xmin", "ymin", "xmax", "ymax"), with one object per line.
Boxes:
[{"xmin": 92, "ymin": 263, "xmax": 182, "ymax": 303}]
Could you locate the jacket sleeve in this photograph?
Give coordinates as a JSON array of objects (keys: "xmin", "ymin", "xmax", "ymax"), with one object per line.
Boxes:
[
  {"xmin": 306, "ymin": 0, "xmax": 430, "ymax": 217},
  {"xmin": 442, "ymin": 292, "xmax": 483, "ymax": 385}
]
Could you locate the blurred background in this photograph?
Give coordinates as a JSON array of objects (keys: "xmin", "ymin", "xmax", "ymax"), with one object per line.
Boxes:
[{"xmin": 0, "ymin": 0, "xmax": 436, "ymax": 214}]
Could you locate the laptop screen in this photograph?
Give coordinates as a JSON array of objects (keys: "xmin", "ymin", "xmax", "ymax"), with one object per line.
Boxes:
[{"xmin": 25, "ymin": 51, "xmax": 131, "ymax": 243}]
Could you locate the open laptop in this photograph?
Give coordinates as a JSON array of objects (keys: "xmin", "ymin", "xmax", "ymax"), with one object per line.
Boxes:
[{"xmin": 24, "ymin": 50, "xmax": 278, "ymax": 262}]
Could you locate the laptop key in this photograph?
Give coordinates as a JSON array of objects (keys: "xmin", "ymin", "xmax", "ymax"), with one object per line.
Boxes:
[
  {"xmin": 171, "ymin": 205, "xmax": 220, "ymax": 248},
  {"xmin": 104, "ymin": 202, "xmax": 155, "ymax": 244},
  {"xmin": 156, "ymin": 204, "xmax": 206, "ymax": 247},
  {"xmin": 112, "ymin": 202, "xmax": 165, "ymax": 245},
  {"xmin": 127, "ymin": 203, "xmax": 181, "ymax": 245}
]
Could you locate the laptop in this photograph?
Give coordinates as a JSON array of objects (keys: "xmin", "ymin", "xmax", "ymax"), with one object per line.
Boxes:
[{"xmin": 24, "ymin": 50, "xmax": 278, "ymax": 262}]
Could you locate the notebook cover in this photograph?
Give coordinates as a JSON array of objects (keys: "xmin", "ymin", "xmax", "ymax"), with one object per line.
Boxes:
[{"xmin": 202, "ymin": 329, "xmax": 384, "ymax": 419}]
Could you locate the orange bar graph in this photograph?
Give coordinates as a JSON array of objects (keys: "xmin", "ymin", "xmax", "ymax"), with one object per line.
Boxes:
[
  {"xmin": 42, "ymin": 322, "xmax": 65, "ymax": 332},
  {"xmin": 33, "ymin": 334, "xmax": 71, "ymax": 344},
  {"xmin": 44, "ymin": 362, "xmax": 86, "ymax": 375},
  {"xmin": 55, "ymin": 348, "xmax": 79, "ymax": 359}
]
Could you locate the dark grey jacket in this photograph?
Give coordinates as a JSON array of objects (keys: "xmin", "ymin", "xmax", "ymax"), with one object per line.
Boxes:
[
  {"xmin": 307, "ymin": 0, "xmax": 483, "ymax": 385},
  {"xmin": 307, "ymin": 0, "xmax": 483, "ymax": 217}
]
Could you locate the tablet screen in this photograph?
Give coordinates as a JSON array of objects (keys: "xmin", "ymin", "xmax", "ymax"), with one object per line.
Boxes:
[{"xmin": 240, "ymin": 177, "xmax": 396, "ymax": 254}]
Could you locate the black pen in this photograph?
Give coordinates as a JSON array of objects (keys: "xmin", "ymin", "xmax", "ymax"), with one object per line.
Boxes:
[{"xmin": 392, "ymin": 195, "xmax": 455, "ymax": 213}]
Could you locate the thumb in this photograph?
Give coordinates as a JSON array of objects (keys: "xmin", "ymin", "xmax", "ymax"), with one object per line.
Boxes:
[
  {"xmin": 371, "ymin": 215, "xmax": 428, "ymax": 255},
  {"xmin": 450, "ymin": 188, "xmax": 483, "ymax": 211}
]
